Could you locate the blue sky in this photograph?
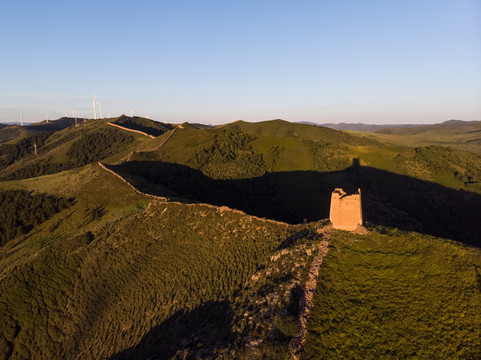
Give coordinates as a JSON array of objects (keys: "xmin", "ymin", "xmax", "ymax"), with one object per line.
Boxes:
[{"xmin": 1, "ymin": 0, "xmax": 480, "ymax": 124}]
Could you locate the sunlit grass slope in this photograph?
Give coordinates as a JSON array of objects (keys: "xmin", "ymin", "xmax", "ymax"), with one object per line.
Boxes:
[
  {"xmin": 349, "ymin": 120, "xmax": 481, "ymax": 155},
  {"xmin": 0, "ymin": 162, "xmax": 310, "ymax": 359},
  {"xmin": 129, "ymin": 119, "xmax": 375, "ymax": 175},
  {"xmin": 302, "ymin": 228, "xmax": 481, "ymax": 359},
  {"xmin": 0, "ymin": 118, "xmax": 152, "ymax": 180}
]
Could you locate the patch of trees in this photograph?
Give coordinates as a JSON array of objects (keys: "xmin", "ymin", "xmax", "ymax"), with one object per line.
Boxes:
[
  {"xmin": 310, "ymin": 140, "xmax": 353, "ymax": 171},
  {"xmin": 0, "ymin": 190, "xmax": 74, "ymax": 246},
  {"xmin": 67, "ymin": 129, "xmax": 135, "ymax": 165},
  {"xmin": 189, "ymin": 130, "xmax": 267, "ymax": 179},
  {"xmin": 0, "ymin": 161, "xmax": 72, "ymax": 181},
  {"xmin": 0, "ymin": 129, "xmax": 135, "ymax": 180},
  {"xmin": 394, "ymin": 145, "xmax": 481, "ymax": 192},
  {"xmin": 0, "ymin": 127, "xmax": 21, "ymax": 143},
  {"xmin": 0, "ymin": 132, "xmax": 52, "ymax": 171}
]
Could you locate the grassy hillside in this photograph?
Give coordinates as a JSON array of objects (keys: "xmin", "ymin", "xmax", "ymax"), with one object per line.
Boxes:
[
  {"xmin": 351, "ymin": 120, "xmax": 481, "ymax": 155},
  {"xmin": 107, "ymin": 120, "xmax": 481, "ymax": 245},
  {"xmin": 302, "ymin": 228, "xmax": 481, "ymax": 359},
  {"xmin": 0, "ymin": 190, "xmax": 74, "ymax": 246},
  {"xmin": 1, "ymin": 118, "xmax": 481, "ymax": 359},
  {"xmin": 1, "ymin": 165, "xmax": 480, "ymax": 358},
  {"xmin": 0, "ymin": 118, "xmax": 152, "ymax": 181},
  {"xmin": 0, "ymin": 163, "xmax": 320, "ymax": 359},
  {"xmin": 111, "ymin": 115, "xmax": 174, "ymax": 137}
]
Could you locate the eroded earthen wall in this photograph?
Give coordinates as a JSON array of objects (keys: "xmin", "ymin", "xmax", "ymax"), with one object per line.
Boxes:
[{"xmin": 329, "ymin": 188, "xmax": 362, "ymax": 231}]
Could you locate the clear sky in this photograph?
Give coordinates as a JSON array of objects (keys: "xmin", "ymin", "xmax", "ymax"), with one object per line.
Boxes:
[{"xmin": 1, "ymin": 0, "xmax": 480, "ymax": 124}]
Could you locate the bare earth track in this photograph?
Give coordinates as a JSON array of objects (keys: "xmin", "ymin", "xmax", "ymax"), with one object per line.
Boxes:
[
  {"xmin": 107, "ymin": 122, "xmax": 156, "ymax": 138},
  {"xmin": 289, "ymin": 225, "xmax": 332, "ymax": 359}
]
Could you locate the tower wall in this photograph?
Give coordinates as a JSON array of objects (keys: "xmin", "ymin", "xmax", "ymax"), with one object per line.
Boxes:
[{"xmin": 329, "ymin": 188, "xmax": 362, "ymax": 231}]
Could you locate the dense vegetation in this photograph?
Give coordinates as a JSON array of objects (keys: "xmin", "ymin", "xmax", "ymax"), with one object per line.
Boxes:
[
  {"xmin": 0, "ymin": 190, "xmax": 74, "ymax": 246},
  {"xmin": 394, "ymin": 145, "xmax": 481, "ymax": 192},
  {"xmin": 310, "ymin": 140, "xmax": 353, "ymax": 171},
  {"xmin": 189, "ymin": 130, "xmax": 267, "ymax": 179},
  {"xmin": 67, "ymin": 129, "xmax": 135, "ymax": 165},
  {"xmin": 0, "ymin": 132, "xmax": 52, "ymax": 170},
  {"xmin": 0, "ymin": 127, "xmax": 21, "ymax": 143},
  {"xmin": 302, "ymin": 228, "xmax": 481, "ymax": 359},
  {"xmin": 1, "ymin": 119, "xmax": 481, "ymax": 359},
  {"xmin": 0, "ymin": 200, "xmax": 302, "ymax": 359},
  {"xmin": 0, "ymin": 129, "xmax": 135, "ymax": 181},
  {"xmin": 112, "ymin": 115, "xmax": 173, "ymax": 137}
]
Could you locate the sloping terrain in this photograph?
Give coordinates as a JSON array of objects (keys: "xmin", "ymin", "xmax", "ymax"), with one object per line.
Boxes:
[
  {"xmin": 303, "ymin": 229, "xmax": 481, "ymax": 359},
  {"xmin": 0, "ymin": 164, "xmax": 323, "ymax": 359},
  {"xmin": 1, "ymin": 118, "xmax": 481, "ymax": 359},
  {"xmin": 316, "ymin": 122, "xmax": 422, "ymax": 132},
  {"xmin": 0, "ymin": 118, "xmax": 154, "ymax": 181},
  {"xmin": 110, "ymin": 115, "xmax": 174, "ymax": 137},
  {"xmin": 351, "ymin": 120, "xmax": 481, "ymax": 154},
  {"xmin": 101, "ymin": 120, "xmax": 481, "ymax": 246}
]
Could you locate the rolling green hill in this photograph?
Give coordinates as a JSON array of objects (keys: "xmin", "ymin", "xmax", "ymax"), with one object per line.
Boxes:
[
  {"xmin": 110, "ymin": 115, "xmax": 174, "ymax": 137},
  {"xmin": 350, "ymin": 120, "xmax": 481, "ymax": 155},
  {"xmin": 303, "ymin": 229, "xmax": 481, "ymax": 359},
  {"xmin": 100, "ymin": 119, "xmax": 481, "ymax": 245},
  {"xmin": 1, "ymin": 118, "xmax": 481, "ymax": 359},
  {"xmin": 0, "ymin": 164, "xmax": 315, "ymax": 359},
  {"xmin": 0, "ymin": 118, "xmax": 158, "ymax": 181}
]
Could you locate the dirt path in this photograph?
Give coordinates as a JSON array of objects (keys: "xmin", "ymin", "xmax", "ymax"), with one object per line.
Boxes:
[
  {"xmin": 107, "ymin": 122, "xmax": 156, "ymax": 138},
  {"xmin": 97, "ymin": 162, "xmax": 168, "ymax": 200},
  {"xmin": 126, "ymin": 127, "xmax": 178, "ymax": 161},
  {"xmin": 289, "ymin": 225, "xmax": 332, "ymax": 360},
  {"xmin": 96, "ymin": 161, "xmax": 288, "ymax": 226}
]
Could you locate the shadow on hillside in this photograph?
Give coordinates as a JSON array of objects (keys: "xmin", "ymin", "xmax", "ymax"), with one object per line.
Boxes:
[
  {"xmin": 108, "ymin": 160, "xmax": 481, "ymax": 247},
  {"xmin": 108, "ymin": 299, "xmax": 234, "ymax": 360},
  {"xmin": 27, "ymin": 117, "xmax": 80, "ymax": 132}
]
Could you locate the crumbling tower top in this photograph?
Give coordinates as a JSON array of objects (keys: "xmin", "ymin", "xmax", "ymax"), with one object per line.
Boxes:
[{"xmin": 329, "ymin": 188, "xmax": 363, "ymax": 231}]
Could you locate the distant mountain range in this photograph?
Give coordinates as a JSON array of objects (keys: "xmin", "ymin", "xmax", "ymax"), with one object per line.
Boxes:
[{"xmin": 300, "ymin": 119, "xmax": 481, "ymax": 132}]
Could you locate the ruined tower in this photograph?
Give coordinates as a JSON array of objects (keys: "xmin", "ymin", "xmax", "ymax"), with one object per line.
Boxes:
[{"xmin": 329, "ymin": 188, "xmax": 363, "ymax": 231}]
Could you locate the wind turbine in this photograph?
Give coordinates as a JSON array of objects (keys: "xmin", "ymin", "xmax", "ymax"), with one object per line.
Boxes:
[
  {"xmin": 98, "ymin": 102, "xmax": 103, "ymax": 118},
  {"xmin": 93, "ymin": 92, "xmax": 97, "ymax": 120},
  {"xmin": 130, "ymin": 107, "xmax": 134, "ymax": 117},
  {"xmin": 46, "ymin": 113, "xmax": 49, "ymax": 123},
  {"xmin": 20, "ymin": 114, "xmax": 23, "ymax": 126},
  {"xmin": 71, "ymin": 110, "xmax": 77, "ymax": 127}
]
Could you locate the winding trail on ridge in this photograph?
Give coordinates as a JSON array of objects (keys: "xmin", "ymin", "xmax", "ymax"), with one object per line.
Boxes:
[
  {"xmin": 107, "ymin": 122, "xmax": 156, "ymax": 138},
  {"xmin": 99, "ymin": 125, "xmax": 288, "ymax": 225},
  {"xmin": 126, "ymin": 127, "xmax": 179, "ymax": 161},
  {"xmin": 289, "ymin": 225, "xmax": 332, "ymax": 360}
]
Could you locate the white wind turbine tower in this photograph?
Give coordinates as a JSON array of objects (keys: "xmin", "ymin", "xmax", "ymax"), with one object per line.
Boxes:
[
  {"xmin": 98, "ymin": 102, "xmax": 103, "ymax": 119},
  {"xmin": 130, "ymin": 107, "xmax": 134, "ymax": 117},
  {"xmin": 46, "ymin": 113, "xmax": 49, "ymax": 123},
  {"xmin": 72, "ymin": 110, "xmax": 78, "ymax": 127},
  {"xmin": 20, "ymin": 114, "xmax": 24, "ymax": 126},
  {"xmin": 93, "ymin": 92, "xmax": 97, "ymax": 120}
]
